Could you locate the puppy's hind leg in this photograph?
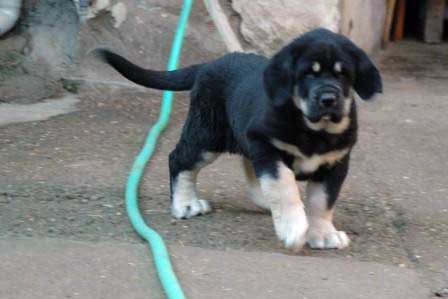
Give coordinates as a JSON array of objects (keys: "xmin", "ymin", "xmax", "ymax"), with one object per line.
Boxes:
[
  {"xmin": 241, "ymin": 158, "xmax": 270, "ymax": 211},
  {"xmin": 169, "ymin": 144, "xmax": 218, "ymax": 219},
  {"xmin": 169, "ymin": 76, "xmax": 224, "ymax": 219}
]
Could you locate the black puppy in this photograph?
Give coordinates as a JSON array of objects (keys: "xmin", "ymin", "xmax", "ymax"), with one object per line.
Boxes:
[{"xmin": 96, "ymin": 28, "xmax": 382, "ymax": 251}]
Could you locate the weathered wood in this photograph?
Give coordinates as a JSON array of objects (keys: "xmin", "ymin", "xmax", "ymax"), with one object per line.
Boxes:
[
  {"xmin": 423, "ymin": 0, "xmax": 446, "ymax": 43},
  {"xmin": 393, "ymin": 0, "xmax": 406, "ymax": 41},
  {"xmin": 203, "ymin": 0, "xmax": 243, "ymax": 52},
  {"xmin": 382, "ymin": 0, "xmax": 397, "ymax": 48}
]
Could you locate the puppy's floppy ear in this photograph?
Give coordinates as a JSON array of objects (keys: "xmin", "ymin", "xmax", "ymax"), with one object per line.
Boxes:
[
  {"xmin": 352, "ymin": 47, "xmax": 383, "ymax": 100},
  {"xmin": 263, "ymin": 48, "xmax": 295, "ymax": 107}
]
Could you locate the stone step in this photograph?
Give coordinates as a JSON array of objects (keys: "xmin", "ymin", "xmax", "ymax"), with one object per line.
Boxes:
[{"xmin": 0, "ymin": 238, "xmax": 429, "ymax": 299}]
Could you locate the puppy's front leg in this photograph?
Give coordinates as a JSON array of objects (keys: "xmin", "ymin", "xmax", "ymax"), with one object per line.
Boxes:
[
  {"xmin": 306, "ymin": 156, "xmax": 350, "ymax": 249},
  {"xmin": 258, "ymin": 161, "xmax": 309, "ymax": 251}
]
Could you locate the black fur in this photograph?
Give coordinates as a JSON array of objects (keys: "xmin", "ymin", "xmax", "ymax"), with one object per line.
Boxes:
[
  {"xmin": 96, "ymin": 28, "xmax": 382, "ymax": 212},
  {"xmin": 94, "ymin": 48, "xmax": 202, "ymax": 91}
]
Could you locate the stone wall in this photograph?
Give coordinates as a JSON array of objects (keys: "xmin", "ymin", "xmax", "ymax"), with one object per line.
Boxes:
[
  {"xmin": 232, "ymin": 0, "xmax": 386, "ymax": 55},
  {"xmin": 232, "ymin": 0, "xmax": 340, "ymax": 55}
]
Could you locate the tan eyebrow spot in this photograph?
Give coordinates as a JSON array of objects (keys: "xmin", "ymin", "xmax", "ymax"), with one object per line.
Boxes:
[
  {"xmin": 334, "ymin": 62, "xmax": 342, "ymax": 73},
  {"xmin": 312, "ymin": 62, "xmax": 321, "ymax": 73}
]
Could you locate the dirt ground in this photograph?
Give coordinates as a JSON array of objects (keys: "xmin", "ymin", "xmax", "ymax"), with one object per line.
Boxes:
[{"xmin": 0, "ymin": 2, "xmax": 447, "ymax": 297}]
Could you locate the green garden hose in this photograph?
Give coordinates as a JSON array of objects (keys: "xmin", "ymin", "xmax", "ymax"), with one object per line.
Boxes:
[{"xmin": 125, "ymin": 1, "xmax": 193, "ymax": 298}]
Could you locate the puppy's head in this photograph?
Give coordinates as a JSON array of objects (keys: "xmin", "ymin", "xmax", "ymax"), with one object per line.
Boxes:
[{"xmin": 264, "ymin": 28, "xmax": 382, "ymax": 128}]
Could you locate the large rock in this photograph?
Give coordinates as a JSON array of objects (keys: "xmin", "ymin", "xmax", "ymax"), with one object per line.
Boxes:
[
  {"xmin": 77, "ymin": 0, "xmax": 226, "ymax": 82},
  {"xmin": 232, "ymin": 0, "xmax": 340, "ymax": 55}
]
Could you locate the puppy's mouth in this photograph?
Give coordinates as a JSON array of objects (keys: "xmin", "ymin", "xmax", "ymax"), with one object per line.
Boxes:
[
  {"xmin": 304, "ymin": 85, "xmax": 345, "ymax": 123},
  {"xmin": 306, "ymin": 112, "xmax": 343, "ymax": 124}
]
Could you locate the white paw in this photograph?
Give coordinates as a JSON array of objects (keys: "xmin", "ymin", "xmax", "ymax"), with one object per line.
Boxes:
[
  {"xmin": 171, "ymin": 198, "xmax": 211, "ymax": 219},
  {"xmin": 273, "ymin": 204, "xmax": 309, "ymax": 251},
  {"xmin": 307, "ymin": 231, "xmax": 350, "ymax": 249},
  {"xmin": 306, "ymin": 220, "xmax": 350, "ymax": 249}
]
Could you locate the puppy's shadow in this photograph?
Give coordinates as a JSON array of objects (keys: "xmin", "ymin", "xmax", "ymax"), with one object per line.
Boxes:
[{"xmin": 212, "ymin": 201, "xmax": 270, "ymax": 216}]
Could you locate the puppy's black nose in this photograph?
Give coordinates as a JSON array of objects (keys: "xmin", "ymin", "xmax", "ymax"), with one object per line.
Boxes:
[{"xmin": 319, "ymin": 93, "xmax": 337, "ymax": 108}]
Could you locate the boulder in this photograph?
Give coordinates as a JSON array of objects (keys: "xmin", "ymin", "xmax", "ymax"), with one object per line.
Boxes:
[{"xmin": 232, "ymin": 0, "xmax": 340, "ymax": 55}]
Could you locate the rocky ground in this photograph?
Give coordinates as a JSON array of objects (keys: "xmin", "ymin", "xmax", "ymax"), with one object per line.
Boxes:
[{"xmin": 0, "ymin": 1, "xmax": 447, "ymax": 298}]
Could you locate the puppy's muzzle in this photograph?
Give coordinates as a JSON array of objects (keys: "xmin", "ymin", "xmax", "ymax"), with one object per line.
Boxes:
[
  {"xmin": 315, "ymin": 86, "xmax": 342, "ymax": 114},
  {"xmin": 319, "ymin": 92, "xmax": 338, "ymax": 109}
]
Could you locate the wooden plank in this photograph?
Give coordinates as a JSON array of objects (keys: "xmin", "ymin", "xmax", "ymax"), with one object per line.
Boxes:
[
  {"xmin": 393, "ymin": 0, "xmax": 406, "ymax": 41},
  {"xmin": 203, "ymin": 0, "xmax": 243, "ymax": 52},
  {"xmin": 423, "ymin": 0, "xmax": 446, "ymax": 43},
  {"xmin": 382, "ymin": 0, "xmax": 397, "ymax": 48}
]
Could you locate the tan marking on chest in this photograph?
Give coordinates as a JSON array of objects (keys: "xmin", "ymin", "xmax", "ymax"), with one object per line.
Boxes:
[{"xmin": 271, "ymin": 139, "xmax": 349, "ymax": 174}]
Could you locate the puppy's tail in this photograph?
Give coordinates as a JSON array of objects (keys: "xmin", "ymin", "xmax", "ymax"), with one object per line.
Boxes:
[{"xmin": 93, "ymin": 49, "xmax": 201, "ymax": 91}]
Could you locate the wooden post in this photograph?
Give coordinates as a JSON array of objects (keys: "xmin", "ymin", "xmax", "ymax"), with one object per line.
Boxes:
[
  {"xmin": 203, "ymin": 0, "xmax": 243, "ymax": 52},
  {"xmin": 423, "ymin": 0, "xmax": 446, "ymax": 43},
  {"xmin": 382, "ymin": 0, "xmax": 397, "ymax": 48},
  {"xmin": 393, "ymin": 0, "xmax": 406, "ymax": 41}
]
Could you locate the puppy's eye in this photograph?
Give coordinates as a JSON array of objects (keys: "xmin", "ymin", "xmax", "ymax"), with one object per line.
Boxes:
[
  {"xmin": 311, "ymin": 62, "xmax": 321, "ymax": 73},
  {"xmin": 334, "ymin": 62, "xmax": 343, "ymax": 73}
]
